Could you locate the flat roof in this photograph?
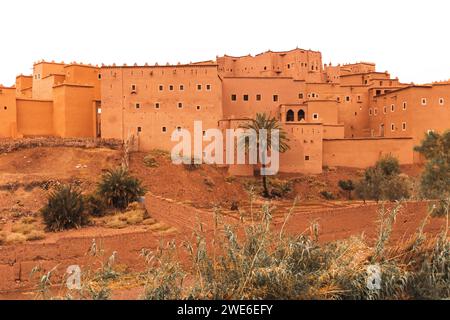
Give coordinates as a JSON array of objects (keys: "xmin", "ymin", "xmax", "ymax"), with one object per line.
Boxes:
[
  {"xmin": 221, "ymin": 47, "xmax": 321, "ymax": 59},
  {"xmin": 324, "ymin": 136, "xmax": 413, "ymax": 141},
  {"xmin": 223, "ymin": 76, "xmax": 293, "ymax": 80},
  {"xmin": 102, "ymin": 63, "xmax": 218, "ymax": 69},
  {"xmin": 374, "ymin": 85, "xmax": 432, "ymax": 97},
  {"xmin": 65, "ymin": 64, "xmax": 99, "ymax": 69},
  {"xmin": 341, "ymin": 62, "xmax": 376, "ymax": 66},
  {"xmin": 33, "ymin": 61, "xmax": 66, "ymax": 66},
  {"xmin": 340, "ymin": 71, "xmax": 388, "ymax": 78}
]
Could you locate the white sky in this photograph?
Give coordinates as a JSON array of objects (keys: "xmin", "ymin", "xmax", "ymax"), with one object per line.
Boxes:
[{"xmin": 1, "ymin": 0, "xmax": 449, "ymax": 86}]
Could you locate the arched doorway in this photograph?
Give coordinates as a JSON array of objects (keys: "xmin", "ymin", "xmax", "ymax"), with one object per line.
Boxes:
[
  {"xmin": 298, "ymin": 109, "xmax": 305, "ymax": 121},
  {"xmin": 286, "ymin": 110, "xmax": 294, "ymax": 122}
]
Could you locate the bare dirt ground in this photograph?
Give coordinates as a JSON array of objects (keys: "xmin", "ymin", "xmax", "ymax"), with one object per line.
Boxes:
[
  {"xmin": 0, "ymin": 145, "xmax": 446, "ymax": 300},
  {"xmin": 129, "ymin": 152, "xmax": 248, "ymax": 209}
]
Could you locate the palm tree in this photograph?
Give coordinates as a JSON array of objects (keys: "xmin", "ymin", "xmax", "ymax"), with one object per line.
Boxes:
[{"xmin": 240, "ymin": 113, "xmax": 290, "ymax": 198}]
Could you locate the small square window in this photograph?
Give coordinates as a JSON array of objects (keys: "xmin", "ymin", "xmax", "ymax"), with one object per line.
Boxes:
[
  {"xmin": 162, "ymin": 126, "xmax": 167, "ymax": 133},
  {"xmin": 159, "ymin": 85, "xmax": 164, "ymax": 91},
  {"xmin": 197, "ymin": 84, "xmax": 202, "ymax": 91},
  {"xmin": 231, "ymin": 94, "xmax": 237, "ymax": 101},
  {"xmin": 256, "ymin": 94, "xmax": 261, "ymax": 101},
  {"xmin": 421, "ymin": 98, "xmax": 427, "ymax": 106},
  {"xmin": 243, "ymin": 94, "xmax": 249, "ymax": 101},
  {"xmin": 177, "ymin": 126, "xmax": 182, "ymax": 131},
  {"xmin": 439, "ymin": 98, "xmax": 444, "ymax": 105},
  {"xmin": 273, "ymin": 95, "xmax": 278, "ymax": 102},
  {"xmin": 345, "ymin": 96, "xmax": 350, "ymax": 102},
  {"xmin": 169, "ymin": 85, "xmax": 174, "ymax": 91},
  {"xmin": 155, "ymin": 102, "xmax": 160, "ymax": 109},
  {"xmin": 131, "ymin": 84, "xmax": 137, "ymax": 92},
  {"xmin": 206, "ymin": 84, "xmax": 211, "ymax": 91},
  {"xmin": 135, "ymin": 103, "xmax": 140, "ymax": 109},
  {"xmin": 299, "ymin": 93, "xmax": 304, "ymax": 99},
  {"xmin": 196, "ymin": 105, "xmax": 201, "ymax": 110},
  {"xmin": 179, "ymin": 84, "xmax": 184, "ymax": 91},
  {"xmin": 313, "ymin": 113, "xmax": 319, "ymax": 120},
  {"xmin": 178, "ymin": 102, "xmax": 183, "ymax": 109},
  {"xmin": 305, "ymin": 155, "xmax": 310, "ymax": 161},
  {"xmin": 137, "ymin": 127, "xmax": 142, "ymax": 133}
]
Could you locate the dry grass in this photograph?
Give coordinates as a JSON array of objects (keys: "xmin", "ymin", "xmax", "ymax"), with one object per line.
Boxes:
[
  {"xmin": 97, "ymin": 207, "xmax": 152, "ymax": 229},
  {"xmin": 141, "ymin": 201, "xmax": 449, "ymax": 300},
  {"xmin": 4, "ymin": 232, "xmax": 27, "ymax": 244},
  {"xmin": 26, "ymin": 230, "xmax": 46, "ymax": 241},
  {"xmin": 0, "ymin": 217, "xmax": 47, "ymax": 244}
]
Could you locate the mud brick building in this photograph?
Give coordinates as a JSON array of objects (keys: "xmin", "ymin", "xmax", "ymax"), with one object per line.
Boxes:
[{"xmin": 1, "ymin": 48, "xmax": 449, "ymax": 174}]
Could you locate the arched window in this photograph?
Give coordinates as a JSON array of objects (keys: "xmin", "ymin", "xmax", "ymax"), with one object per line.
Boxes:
[
  {"xmin": 286, "ymin": 110, "xmax": 294, "ymax": 122},
  {"xmin": 298, "ymin": 109, "xmax": 305, "ymax": 121}
]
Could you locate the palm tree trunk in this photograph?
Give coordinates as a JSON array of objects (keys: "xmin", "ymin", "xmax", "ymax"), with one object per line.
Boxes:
[{"xmin": 262, "ymin": 164, "xmax": 269, "ymax": 198}]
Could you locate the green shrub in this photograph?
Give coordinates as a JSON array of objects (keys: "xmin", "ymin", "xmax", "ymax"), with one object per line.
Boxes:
[
  {"xmin": 338, "ymin": 180, "xmax": 355, "ymax": 200},
  {"xmin": 97, "ymin": 167, "xmax": 146, "ymax": 210},
  {"xmin": 377, "ymin": 155, "xmax": 401, "ymax": 176},
  {"xmin": 355, "ymin": 156, "xmax": 410, "ymax": 202},
  {"xmin": 380, "ymin": 175, "xmax": 410, "ymax": 201},
  {"xmin": 41, "ymin": 185, "xmax": 88, "ymax": 232},
  {"xmin": 415, "ymin": 130, "xmax": 450, "ymax": 201},
  {"xmin": 320, "ymin": 190, "xmax": 335, "ymax": 200},
  {"xmin": 84, "ymin": 194, "xmax": 108, "ymax": 217},
  {"xmin": 269, "ymin": 179, "xmax": 293, "ymax": 198}
]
